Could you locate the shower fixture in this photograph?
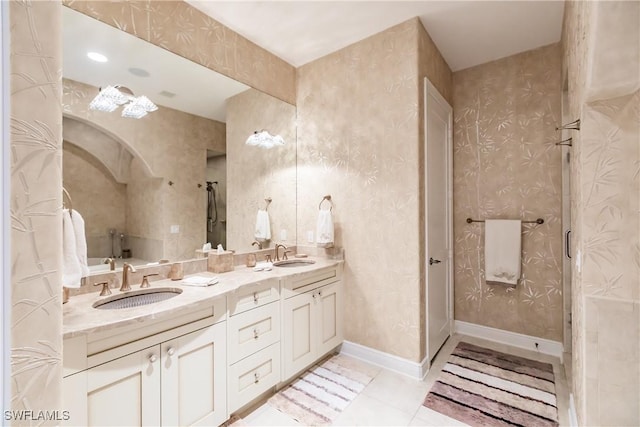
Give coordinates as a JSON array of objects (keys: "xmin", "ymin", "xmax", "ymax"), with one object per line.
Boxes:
[{"xmin": 89, "ymin": 85, "xmax": 158, "ymax": 119}]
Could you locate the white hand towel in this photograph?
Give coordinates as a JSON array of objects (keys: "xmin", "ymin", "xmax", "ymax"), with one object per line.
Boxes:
[
  {"xmin": 62, "ymin": 209, "xmax": 82, "ymax": 288},
  {"xmin": 181, "ymin": 275, "xmax": 219, "ymax": 286},
  {"xmin": 71, "ymin": 209, "xmax": 90, "ymax": 278},
  {"xmin": 254, "ymin": 209, "xmax": 271, "ymax": 242},
  {"xmin": 484, "ymin": 219, "xmax": 521, "ymax": 286},
  {"xmin": 316, "ymin": 209, "xmax": 334, "ymax": 248}
]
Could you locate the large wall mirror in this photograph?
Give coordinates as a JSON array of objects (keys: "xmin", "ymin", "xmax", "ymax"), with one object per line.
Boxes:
[{"xmin": 62, "ymin": 7, "xmax": 297, "ymax": 273}]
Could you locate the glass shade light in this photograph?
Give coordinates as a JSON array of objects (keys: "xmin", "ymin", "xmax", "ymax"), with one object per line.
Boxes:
[
  {"xmin": 89, "ymin": 85, "xmax": 158, "ymax": 119},
  {"xmin": 245, "ymin": 130, "xmax": 285, "ymax": 149}
]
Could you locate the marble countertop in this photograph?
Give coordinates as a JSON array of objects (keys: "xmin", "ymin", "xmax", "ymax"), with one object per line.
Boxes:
[{"xmin": 63, "ymin": 257, "xmax": 342, "ymax": 339}]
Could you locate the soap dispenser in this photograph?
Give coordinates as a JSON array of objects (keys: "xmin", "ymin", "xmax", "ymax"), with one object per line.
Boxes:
[{"xmin": 246, "ymin": 253, "xmax": 257, "ymax": 268}]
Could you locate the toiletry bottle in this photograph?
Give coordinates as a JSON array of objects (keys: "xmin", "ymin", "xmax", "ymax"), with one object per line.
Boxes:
[{"xmin": 246, "ymin": 253, "xmax": 257, "ymax": 268}]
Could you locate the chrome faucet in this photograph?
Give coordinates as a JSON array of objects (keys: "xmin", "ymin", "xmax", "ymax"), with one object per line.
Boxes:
[
  {"xmin": 120, "ymin": 263, "xmax": 137, "ymax": 292},
  {"xmin": 274, "ymin": 243, "xmax": 288, "ymax": 262},
  {"xmin": 103, "ymin": 257, "xmax": 116, "ymax": 271}
]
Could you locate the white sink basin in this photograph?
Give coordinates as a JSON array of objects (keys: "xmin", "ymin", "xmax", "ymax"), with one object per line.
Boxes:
[
  {"xmin": 272, "ymin": 259, "xmax": 316, "ymax": 268},
  {"xmin": 93, "ymin": 287, "xmax": 182, "ymax": 310}
]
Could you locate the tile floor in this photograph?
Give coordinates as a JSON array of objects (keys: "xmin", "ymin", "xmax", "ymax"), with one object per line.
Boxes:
[{"xmin": 238, "ymin": 334, "xmax": 571, "ymax": 426}]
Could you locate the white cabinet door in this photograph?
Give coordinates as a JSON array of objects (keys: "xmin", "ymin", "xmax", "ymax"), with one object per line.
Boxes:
[
  {"xmin": 86, "ymin": 346, "xmax": 161, "ymax": 427},
  {"xmin": 317, "ymin": 281, "xmax": 343, "ymax": 356},
  {"xmin": 282, "ymin": 290, "xmax": 317, "ymax": 380},
  {"xmin": 161, "ymin": 323, "xmax": 227, "ymax": 427}
]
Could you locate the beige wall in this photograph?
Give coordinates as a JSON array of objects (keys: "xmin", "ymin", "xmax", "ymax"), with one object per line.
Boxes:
[
  {"xmin": 297, "ymin": 18, "xmax": 451, "ymax": 362},
  {"xmin": 63, "ymin": 78, "xmax": 224, "ymax": 261},
  {"xmin": 63, "ymin": 142, "xmax": 127, "ymax": 257},
  {"xmin": 64, "ymin": 1, "xmax": 296, "ymax": 105},
  {"xmin": 226, "ymin": 89, "xmax": 297, "ymax": 252},
  {"xmin": 562, "ymin": 2, "xmax": 640, "ymax": 425},
  {"xmin": 452, "ymin": 44, "xmax": 563, "ymax": 342},
  {"xmin": 10, "ymin": 1, "xmax": 63, "ymax": 421}
]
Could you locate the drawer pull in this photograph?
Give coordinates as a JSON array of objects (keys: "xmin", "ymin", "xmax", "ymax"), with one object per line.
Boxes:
[
  {"xmin": 318, "ymin": 290, "xmax": 322, "ymax": 297},
  {"xmin": 253, "ymin": 328, "xmax": 259, "ymax": 340},
  {"xmin": 254, "ymin": 372, "xmax": 260, "ymax": 384},
  {"xmin": 167, "ymin": 347, "xmax": 175, "ymax": 356},
  {"xmin": 253, "ymin": 292, "xmax": 258, "ymax": 304},
  {"xmin": 148, "ymin": 354, "xmax": 157, "ymax": 363}
]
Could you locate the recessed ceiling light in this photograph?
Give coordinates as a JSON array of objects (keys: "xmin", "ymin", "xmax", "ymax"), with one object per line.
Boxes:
[
  {"xmin": 128, "ymin": 67, "xmax": 150, "ymax": 77},
  {"xmin": 87, "ymin": 52, "xmax": 108, "ymax": 63}
]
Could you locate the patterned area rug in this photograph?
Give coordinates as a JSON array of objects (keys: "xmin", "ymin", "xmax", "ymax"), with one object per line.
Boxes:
[
  {"xmin": 423, "ymin": 342, "xmax": 559, "ymax": 427},
  {"xmin": 269, "ymin": 354, "xmax": 374, "ymax": 426}
]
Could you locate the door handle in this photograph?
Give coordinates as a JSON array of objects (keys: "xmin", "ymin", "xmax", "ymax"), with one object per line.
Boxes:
[
  {"xmin": 429, "ymin": 257, "xmax": 441, "ymax": 265},
  {"xmin": 565, "ymin": 230, "xmax": 571, "ymax": 259}
]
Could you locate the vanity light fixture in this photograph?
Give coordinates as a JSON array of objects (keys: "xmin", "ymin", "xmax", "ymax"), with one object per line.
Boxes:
[
  {"xmin": 89, "ymin": 85, "xmax": 158, "ymax": 119},
  {"xmin": 87, "ymin": 51, "xmax": 108, "ymax": 62},
  {"xmin": 245, "ymin": 130, "xmax": 285, "ymax": 149}
]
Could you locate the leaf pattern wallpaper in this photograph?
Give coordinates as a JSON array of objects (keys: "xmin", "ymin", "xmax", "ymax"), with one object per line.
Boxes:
[
  {"xmin": 10, "ymin": 1, "xmax": 63, "ymax": 419},
  {"xmin": 452, "ymin": 44, "xmax": 564, "ymax": 342},
  {"xmin": 296, "ymin": 18, "xmax": 452, "ymax": 363},
  {"xmin": 64, "ymin": 0, "xmax": 296, "ymax": 105}
]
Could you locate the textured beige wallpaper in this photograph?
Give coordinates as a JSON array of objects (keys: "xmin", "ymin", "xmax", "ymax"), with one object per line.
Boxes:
[
  {"xmin": 226, "ymin": 89, "xmax": 297, "ymax": 252},
  {"xmin": 63, "ymin": 1, "xmax": 296, "ymax": 105},
  {"xmin": 63, "ymin": 142, "xmax": 127, "ymax": 257},
  {"xmin": 297, "ymin": 19, "xmax": 442, "ymax": 362},
  {"xmin": 418, "ymin": 20, "xmax": 453, "ymax": 106},
  {"xmin": 452, "ymin": 44, "xmax": 563, "ymax": 342},
  {"xmin": 563, "ymin": 2, "xmax": 640, "ymax": 425},
  {"xmin": 63, "ymin": 78, "xmax": 224, "ymax": 261},
  {"xmin": 10, "ymin": 1, "xmax": 63, "ymax": 420}
]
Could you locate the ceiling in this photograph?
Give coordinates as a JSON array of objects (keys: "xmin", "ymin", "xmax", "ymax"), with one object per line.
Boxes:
[
  {"xmin": 63, "ymin": 7, "xmax": 250, "ymax": 122},
  {"xmin": 186, "ymin": 1, "xmax": 565, "ymax": 71}
]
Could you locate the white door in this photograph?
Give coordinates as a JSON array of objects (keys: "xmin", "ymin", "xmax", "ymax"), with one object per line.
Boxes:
[{"xmin": 425, "ymin": 79, "xmax": 453, "ymax": 362}]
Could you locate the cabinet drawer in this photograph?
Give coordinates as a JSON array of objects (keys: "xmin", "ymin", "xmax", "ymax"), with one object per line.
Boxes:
[
  {"xmin": 228, "ymin": 278, "xmax": 279, "ymax": 315},
  {"xmin": 228, "ymin": 301, "xmax": 280, "ymax": 364},
  {"xmin": 281, "ymin": 265, "xmax": 341, "ymax": 298},
  {"xmin": 228, "ymin": 343, "xmax": 280, "ymax": 413}
]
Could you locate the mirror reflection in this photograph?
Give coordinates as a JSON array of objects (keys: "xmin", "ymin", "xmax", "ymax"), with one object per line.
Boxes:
[{"xmin": 62, "ymin": 7, "xmax": 296, "ymax": 273}]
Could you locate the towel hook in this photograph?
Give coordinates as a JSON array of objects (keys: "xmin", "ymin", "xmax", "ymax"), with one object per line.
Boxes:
[
  {"xmin": 62, "ymin": 187, "xmax": 73, "ymax": 217},
  {"xmin": 263, "ymin": 197, "xmax": 272, "ymax": 210},
  {"xmin": 319, "ymin": 195, "xmax": 333, "ymax": 211}
]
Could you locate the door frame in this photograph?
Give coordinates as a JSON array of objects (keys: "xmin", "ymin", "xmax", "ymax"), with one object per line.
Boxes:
[{"xmin": 423, "ymin": 78, "xmax": 453, "ymax": 364}]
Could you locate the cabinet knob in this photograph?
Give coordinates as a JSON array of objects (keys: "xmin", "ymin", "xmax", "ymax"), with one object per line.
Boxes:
[
  {"xmin": 148, "ymin": 354, "xmax": 157, "ymax": 363},
  {"xmin": 254, "ymin": 372, "xmax": 260, "ymax": 384},
  {"xmin": 318, "ymin": 290, "xmax": 322, "ymax": 297},
  {"xmin": 167, "ymin": 347, "xmax": 175, "ymax": 356},
  {"xmin": 253, "ymin": 329, "xmax": 259, "ymax": 340}
]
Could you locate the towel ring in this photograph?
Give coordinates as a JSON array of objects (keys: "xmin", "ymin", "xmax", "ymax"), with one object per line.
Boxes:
[
  {"xmin": 263, "ymin": 197, "xmax": 272, "ymax": 210},
  {"xmin": 63, "ymin": 187, "xmax": 73, "ymax": 217},
  {"xmin": 319, "ymin": 195, "xmax": 333, "ymax": 211}
]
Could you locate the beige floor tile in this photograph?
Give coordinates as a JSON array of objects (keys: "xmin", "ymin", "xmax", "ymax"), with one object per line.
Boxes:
[
  {"xmin": 333, "ymin": 393, "xmax": 415, "ymax": 426},
  {"xmin": 242, "ymin": 402, "xmax": 302, "ymax": 426},
  {"xmin": 361, "ymin": 368, "xmax": 431, "ymax": 415},
  {"xmin": 410, "ymin": 407, "xmax": 470, "ymax": 426}
]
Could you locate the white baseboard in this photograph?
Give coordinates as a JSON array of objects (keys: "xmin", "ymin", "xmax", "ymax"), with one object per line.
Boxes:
[
  {"xmin": 454, "ymin": 320, "xmax": 564, "ymax": 360},
  {"xmin": 340, "ymin": 341, "xmax": 429, "ymax": 380},
  {"xmin": 569, "ymin": 393, "xmax": 578, "ymax": 427}
]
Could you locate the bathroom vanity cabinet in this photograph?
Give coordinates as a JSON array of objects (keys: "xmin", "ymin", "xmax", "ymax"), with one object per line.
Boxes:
[
  {"xmin": 62, "ymin": 260, "xmax": 343, "ymax": 426},
  {"xmin": 282, "ymin": 266, "xmax": 344, "ymax": 380}
]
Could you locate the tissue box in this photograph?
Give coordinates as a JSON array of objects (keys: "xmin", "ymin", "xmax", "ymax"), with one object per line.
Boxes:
[{"xmin": 208, "ymin": 251, "xmax": 234, "ymax": 273}]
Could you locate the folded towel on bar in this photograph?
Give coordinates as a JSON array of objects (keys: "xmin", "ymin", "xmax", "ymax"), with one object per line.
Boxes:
[
  {"xmin": 484, "ymin": 219, "xmax": 521, "ymax": 286},
  {"xmin": 254, "ymin": 209, "xmax": 271, "ymax": 243},
  {"xmin": 70, "ymin": 209, "xmax": 90, "ymax": 278},
  {"xmin": 181, "ymin": 275, "xmax": 219, "ymax": 286},
  {"xmin": 62, "ymin": 209, "xmax": 82, "ymax": 288},
  {"xmin": 316, "ymin": 208, "xmax": 334, "ymax": 248}
]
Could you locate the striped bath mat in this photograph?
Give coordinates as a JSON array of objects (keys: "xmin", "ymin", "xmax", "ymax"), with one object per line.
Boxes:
[
  {"xmin": 423, "ymin": 341, "xmax": 559, "ymax": 427},
  {"xmin": 268, "ymin": 354, "xmax": 374, "ymax": 425}
]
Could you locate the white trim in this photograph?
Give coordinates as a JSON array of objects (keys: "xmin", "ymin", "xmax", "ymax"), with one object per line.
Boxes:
[
  {"xmin": 424, "ymin": 78, "xmax": 454, "ymax": 362},
  {"xmin": 340, "ymin": 341, "xmax": 429, "ymax": 380},
  {"xmin": 568, "ymin": 393, "xmax": 578, "ymax": 427},
  {"xmin": 454, "ymin": 321, "xmax": 564, "ymax": 360},
  {"xmin": 1, "ymin": 0, "xmax": 10, "ymax": 415}
]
